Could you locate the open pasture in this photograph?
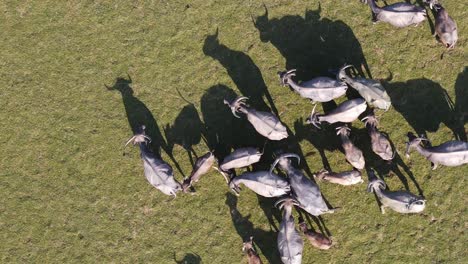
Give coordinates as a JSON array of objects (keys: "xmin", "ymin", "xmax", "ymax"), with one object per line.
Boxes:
[{"xmin": 1, "ymin": 0, "xmax": 466, "ymax": 263}]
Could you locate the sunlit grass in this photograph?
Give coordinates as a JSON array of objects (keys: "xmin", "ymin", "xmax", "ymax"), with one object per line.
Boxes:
[{"xmin": 0, "ymin": 0, "xmax": 466, "ymax": 263}]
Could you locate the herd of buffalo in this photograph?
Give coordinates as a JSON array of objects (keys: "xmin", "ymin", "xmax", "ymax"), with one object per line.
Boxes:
[{"xmin": 123, "ymin": 1, "xmax": 465, "ymax": 263}]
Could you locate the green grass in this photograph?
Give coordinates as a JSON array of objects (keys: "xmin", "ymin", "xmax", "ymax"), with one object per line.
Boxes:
[{"xmin": 1, "ymin": 0, "xmax": 467, "ymax": 263}]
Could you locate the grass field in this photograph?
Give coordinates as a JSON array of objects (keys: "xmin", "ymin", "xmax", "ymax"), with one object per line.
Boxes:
[{"xmin": 1, "ymin": 0, "xmax": 467, "ymax": 263}]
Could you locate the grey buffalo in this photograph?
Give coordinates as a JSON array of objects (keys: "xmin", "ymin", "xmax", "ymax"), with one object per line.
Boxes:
[
  {"xmin": 182, "ymin": 152, "xmax": 216, "ymax": 192},
  {"xmin": 275, "ymin": 197, "xmax": 303, "ymax": 264},
  {"xmin": 427, "ymin": 1, "xmax": 458, "ymax": 48},
  {"xmin": 336, "ymin": 126, "xmax": 365, "ymax": 170},
  {"xmin": 366, "ymin": 0, "xmax": 427, "ymax": 28},
  {"xmin": 406, "ymin": 135, "xmax": 468, "ymax": 170},
  {"xmin": 314, "ymin": 169, "xmax": 363, "ymax": 186},
  {"xmin": 279, "ymin": 69, "xmax": 347, "ymax": 103},
  {"xmin": 338, "ymin": 65, "xmax": 391, "ymax": 110},
  {"xmin": 125, "ymin": 125, "xmax": 182, "ymax": 197},
  {"xmin": 224, "ymin": 96, "xmax": 288, "ymax": 140},
  {"xmin": 306, "ymin": 98, "xmax": 367, "ymax": 128},
  {"xmin": 362, "ymin": 113, "xmax": 394, "ymax": 161},
  {"xmin": 219, "ymin": 147, "xmax": 263, "ymax": 172},
  {"xmin": 229, "ymin": 171, "xmax": 290, "ymax": 197},
  {"xmin": 270, "ymin": 154, "xmax": 335, "ymax": 216},
  {"xmin": 367, "ymin": 169, "xmax": 425, "ymax": 214}
]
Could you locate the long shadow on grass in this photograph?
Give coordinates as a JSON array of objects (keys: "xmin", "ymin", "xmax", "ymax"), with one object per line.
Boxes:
[
  {"xmin": 352, "ymin": 124, "xmax": 425, "ymax": 196},
  {"xmin": 293, "ymin": 118, "xmax": 341, "ymax": 171},
  {"xmin": 455, "ymin": 67, "xmax": 468, "ymax": 134},
  {"xmin": 297, "ymin": 209, "xmax": 332, "ymax": 237},
  {"xmin": 106, "ymin": 76, "xmax": 184, "ymax": 176},
  {"xmin": 200, "ymin": 84, "xmax": 265, "ymax": 161},
  {"xmin": 253, "ymin": 3, "xmax": 372, "ymax": 80},
  {"xmin": 164, "ymin": 103, "xmax": 207, "ymax": 167},
  {"xmin": 225, "ymin": 192, "xmax": 280, "ymax": 264},
  {"xmin": 203, "ymin": 29, "xmax": 278, "ymax": 115},
  {"xmin": 174, "ymin": 253, "xmax": 201, "ymax": 264},
  {"xmin": 200, "ymin": 84, "xmax": 301, "ymax": 225},
  {"xmin": 202, "ymin": 32, "xmax": 316, "ymax": 180},
  {"xmin": 384, "ymin": 78, "xmax": 466, "ymax": 141},
  {"xmin": 251, "ymin": 3, "xmax": 374, "ymax": 171}
]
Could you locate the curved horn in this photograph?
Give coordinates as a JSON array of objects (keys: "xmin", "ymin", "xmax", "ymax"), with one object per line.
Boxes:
[
  {"xmin": 279, "ymin": 70, "xmax": 297, "ymax": 86},
  {"xmin": 336, "ymin": 125, "xmax": 350, "ymax": 136},
  {"xmin": 123, "ymin": 135, "xmax": 136, "ymax": 156},
  {"xmin": 406, "ymin": 136, "xmax": 429, "ymax": 154},
  {"xmin": 311, "ymin": 103, "xmax": 317, "ymax": 115},
  {"xmin": 274, "ymin": 196, "xmax": 299, "ymax": 210},
  {"xmin": 274, "ymin": 197, "xmax": 286, "ymax": 209},
  {"xmin": 366, "ymin": 114, "xmax": 378, "ymax": 127},
  {"xmin": 306, "ymin": 104, "xmax": 322, "ymax": 128},
  {"xmin": 214, "ymin": 27, "xmax": 219, "ymax": 39},
  {"xmin": 312, "ymin": 120, "xmax": 321, "ymax": 129},
  {"xmin": 231, "ymin": 108, "xmax": 241, "ymax": 118},
  {"xmin": 269, "ymin": 158, "xmax": 281, "ymax": 175},
  {"xmin": 282, "ymin": 153, "xmax": 301, "ymax": 163},
  {"xmin": 337, "ymin": 64, "xmax": 354, "ymax": 80},
  {"xmin": 124, "ymin": 135, "xmax": 137, "ymax": 148},
  {"xmin": 236, "ymin": 96, "xmax": 249, "ymax": 103},
  {"xmin": 259, "ymin": 139, "xmax": 268, "ymax": 155},
  {"xmin": 213, "ymin": 167, "xmax": 231, "ymax": 183},
  {"xmin": 262, "ymin": 3, "xmax": 268, "ymax": 18},
  {"xmin": 269, "ymin": 153, "xmax": 301, "ymax": 174},
  {"xmin": 224, "ymin": 97, "xmax": 247, "ymax": 118},
  {"xmin": 228, "ymin": 180, "xmax": 240, "ymax": 196},
  {"xmin": 123, "ymin": 133, "xmax": 151, "ymax": 155},
  {"xmin": 250, "ymin": 14, "xmax": 256, "ymax": 27},
  {"xmin": 340, "ymin": 65, "xmax": 354, "ymax": 72},
  {"xmin": 286, "ymin": 69, "xmax": 297, "ymax": 75},
  {"xmin": 142, "ymin": 135, "xmax": 152, "ymax": 143},
  {"xmin": 226, "ymin": 96, "xmax": 249, "ymax": 107}
]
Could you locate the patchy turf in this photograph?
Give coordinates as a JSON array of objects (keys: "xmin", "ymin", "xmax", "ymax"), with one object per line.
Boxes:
[{"xmin": 0, "ymin": 0, "xmax": 466, "ymax": 263}]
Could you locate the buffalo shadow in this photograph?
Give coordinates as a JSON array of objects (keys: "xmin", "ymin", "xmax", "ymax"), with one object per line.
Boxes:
[
  {"xmin": 174, "ymin": 253, "xmax": 202, "ymax": 264},
  {"xmin": 203, "ymin": 29, "xmax": 278, "ymax": 115},
  {"xmin": 164, "ymin": 103, "xmax": 207, "ymax": 167},
  {"xmin": 384, "ymin": 77, "xmax": 466, "ymax": 141},
  {"xmin": 455, "ymin": 67, "xmax": 468, "ymax": 131},
  {"xmin": 200, "ymin": 84, "xmax": 305, "ymax": 230},
  {"xmin": 253, "ymin": 3, "xmax": 372, "ymax": 81},
  {"xmin": 351, "ymin": 123, "xmax": 425, "ymax": 196},
  {"xmin": 200, "ymin": 84, "xmax": 314, "ymax": 178},
  {"xmin": 252, "ymin": 3, "xmax": 375, "ymax": 171},
  {"xmin": 293, "ymin": 117, "xmax": 342, "ymax": 171},
  {"xmin": 225, "ymin": 192, "xmax": 280, "ymax": 264},
  {"xmin": 202, "ymin": 25, "xmax": 317, "ymax": 177},
  {"xmin": 255, "ymin": 195, "xmax": 282, "ymax": 232},
  {"xmin": 106, "ymin": 76, "xmax": 184, "ymax": 175},
  {"xmin": 200, "ymin": 84, "xmax": 265, "ymax": 161},
  {"xmin": 297, "ymin": 209, "xmax": 332, "ymax": 237}
]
